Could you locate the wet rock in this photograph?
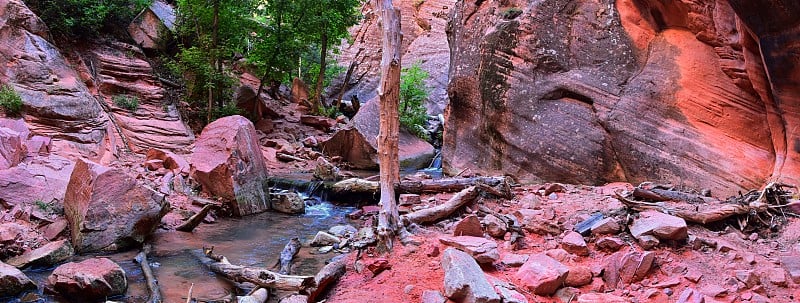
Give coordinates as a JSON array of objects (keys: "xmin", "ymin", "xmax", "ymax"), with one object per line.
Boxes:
[
  {"xmin": 501, "ymin": 253, "xmax": 529, "ymax": 267},
  {"xmin": 487, "ymin": 276, "xmax": 528, "ymax": 303},
  {"xmin": 734, "ymin": 270, "xmax": 760, "ymax": 288},
  {"xmin": 576, "ymin": 293, "xmax": 628, "ymax": 303},
  {"xmin": 439, "ymin": 236, "xmax": 500, "ymax": 264},
  {"xmin": 0, "ymin": 261, "xmax": 36, "ymax": 297},
  {"xmin": 565, "ymin": 266, "xmax": 593, "ymax": 287},
  {"xmin": 516, "ymin": 253, "xmax": 569, "ymax": 296},
  {"xmin": 64, "ymin": 159, "xmax": 168, "ymax": 253},
  {"xmin": 483, "ymin": 214, "xmax": 507, "ymax": 239},
  {"xmin": 270, "ymin": 192, "xmax": 305, "ymax": 214},
  {"xmin": 590, "ymin": 218, "xmax": 620, "ymax": 235},
  {"xmin": 46, "ymin": 258, "xmax": 127, "ymax": 301},
  {"xmin": 453, "ymin": 215, "xmax": 483, "ymax": 237},
  {"xmin": 191, "ymin": 115, "xmax": 270, "ymax": 216},
  {"xmin": 781, "ymin": 255, "xmax": 800, "ymax": 283},
  {"xmin": 6, "ymin": 239, "xmax": 73, "ymax": 269},
  {"xmin": 595, "ymin": 237, "xmax": 625, "ymax": 251},
  {"xmin": 421, "ymin": 290, "xmax": 447, "ymax": 303},
  {"xmin": 310, "ymin": 231, "xmax": 341, "ymax": 247},
  {"xmin": 561, "ymin": 231, "xmax": 590, "ymax": 256},
  {"xmin": 441, "ymin": 248, "xmax": 501, "ymax": 303},
  {"xmin": 637, "ymin": 235, "xmax": 660, "ymax": 250},
  {"xmin": 629, "ymin": 211, "xmax": 688, "ymax": 241}
]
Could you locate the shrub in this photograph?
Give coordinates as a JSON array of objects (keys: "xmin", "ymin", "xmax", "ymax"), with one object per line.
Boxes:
[
  {"xmin": 212, "ymin": 102, "xmax": 243, "ymax": 121},
  {"xmin": 318, "ymin": 105, "xmax": 341, "ymax": 119},
  {"xmin": 400, "ymin": 62, "xmax": 431, "ymax": 141},
  {"xmin": 0, "ymin": 85, "xmax": 24, "ymax": 116},
  {"xmin": 24, "ymin": 0, "xmax": 151, "ymax": 39},
  {"xmin": 113, "ymin": 94, "xmax": 140, "ymax": 111},
  {"xmin": 500, "ymin": 7, "xmax": 523, "ymax": 20}
]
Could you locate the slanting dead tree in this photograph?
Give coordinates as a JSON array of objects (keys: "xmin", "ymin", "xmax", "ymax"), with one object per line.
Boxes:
[
  {"xmin": 375, "ymin": 0, "xmax": 403, "ymax": 251},
  {"xmin": 615, "ymin": 182, "xmax": 799, "ymax": 230},
  {"xmin": 194, "ymin": 247, "xmax": 315, "ymax": 291},
  {"xmin": 177, "ymin": 204, "xmax": 219, "ymax": 232}
]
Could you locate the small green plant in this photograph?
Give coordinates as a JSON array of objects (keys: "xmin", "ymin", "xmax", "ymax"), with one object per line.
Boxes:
[
  {"xmin": 500, "ymin": 7, "xmax": 523, "ymax": 20},
  {"xmin": 318, "ymin": 105, "xmax": 341, "ymax": 119},
  {"xmin": 400, "ymin": 62, "xmax": 431, "ymax": 141},
  {"xmin": 113, "ymin": 94, "xmax": 140, "ymax": 111},
  {"xmin": 212, "ymin": 102, "xmax": 243, "ymax": 120},
  {"xmin": 34, "ymin": 199, "xmax": 50, "ymax": 212},
  {"xmin": 0, "ymin": 85, "xmax": 23, "ymax": 116}
]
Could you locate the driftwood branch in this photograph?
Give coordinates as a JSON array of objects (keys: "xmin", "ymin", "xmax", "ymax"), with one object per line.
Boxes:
[
  {"xmin": 332, "ymin": 176, "xmax": 510, "ymax": 195},
  {"xmin": 177, "ymin": 204, "xmax": 218, "ymax": 232},
  {"xmin": 401, "ymin": 186, "xmax": 479, "ymax": 225},
  {"xmin": 193, "ymin": 247, "xmax": 315, "ymax": 292},
  {"xmin": 134, "ymin": 245, "xmax": 163, "ymax": 303},
  {"xmin": 272, "ymin": 238, "xmax": 301, "ymax": 275}
]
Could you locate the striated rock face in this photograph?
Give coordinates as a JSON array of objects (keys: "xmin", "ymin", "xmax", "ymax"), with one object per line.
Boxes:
[
  {"xmin": 443, "ymin": 0, "xmax": 800, "ymax": 194},
  {"xmin": 190, "ymin": 115, "xmax": 270, "ymax": 216},
  {"xmin": 335, "ymin": 0, "xmax": 455, "ymax": 114},
  {"xmin": 0, "ymin": 0, "xmax": 109, "ymax": 153},
  {"xmin": 64, "ymin": 158, "xmax": 168, "ymax": 253}
]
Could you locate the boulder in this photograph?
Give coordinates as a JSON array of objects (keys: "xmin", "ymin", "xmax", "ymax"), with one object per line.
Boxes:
[
  {"xmin": 64, "ymin": 158, "xmax": 168, "ymax": 253},
  {"xmin": 0, "ymin": 125, "xmax": 26, "ymax": 169},
  {"xmin": 453, "ymin": 215, "xmax": 483, "ymax": 237},
  {"xmin": 483, "ymin": 214, "xmax": 507, "ymax": 238},
  {"xmin": 270, "ymin": 192, "xmax": 305, "ymax": 214},
  {"xmin": 46, "ymin": 258, "xmax": 127, "ymax": 301},
  {"xmin": 629, "ymin": 211, "xmax": 688, "ymax": 241},
  {"xmin": 565, "ymin": 266, "xmax": 593, "ymax": 287},
  {"xmin": 421, "ymin": 290, "xmax": 447, "ymax": 303},
  {"xmin": 516, "ymin": 253, "xmax": 569, "ymax": 296},
  {"xmin": 595, "ymin": 237, "xmax": 625, "ymax": 252},
  {"xmin": 439, "ymin": 236, "xmax": 500, "ymax": 264},
  {"xmin": 6, "ymin": 239, "xmax": 73, "ymax": 269},
  {"xmin": 603, "ymin": 251, "xmax": 656, "ymax": 288},
  {"xmin": 127, "ymin": 0, "xmax": 175, "ymax": 51},
  {"xmin": 590, "ymin": 218, "xmax": 621, "ymax": 235},
  {"xmin": 321, "ymin": 97, "xmax": 435, "ymax": 170},
  {"xmin": 0, "ymin": 261, "xmax": 36, "ymax": 297},
  {"xmin": 146, "ymin": 148, "xmax": 190, "ymax": 175},
  {"xmin": 190, "ymin": 115, "xmax": 270, "ymax": 216},
  {"xmin": 561, "ymin": 231, "xmax": 590, "ymax": 256},
  {"xmin": 0, "ymin": 154, "xmax": 74, "ymax": 208},
  {"xmin": 441, "ymin": 248, "xmax": 501, "ymax": 303},
  {"xmin": 501, "ymin": 254, "xmax": 529, "ymax": 267}
]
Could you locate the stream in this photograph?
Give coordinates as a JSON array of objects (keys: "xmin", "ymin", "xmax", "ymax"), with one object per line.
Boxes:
[{"xmin": 18, "ymin": 182, "xmax": 357, "ymax": 303}]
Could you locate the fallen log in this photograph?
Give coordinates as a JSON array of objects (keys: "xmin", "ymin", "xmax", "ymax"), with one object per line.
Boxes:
[
  {"xmin": 401, "ymin": 186, "xmax": 479, "ymax": 225},
  {"xmin": 134, "ymin": 245, "xmax": 163, "ymax": 303},
  {"xmin": 237, "ymin": 288, "xmax": 269, "ymax": 303},
  {"xmin": 307, "ymin": 255, "xmax": 348, "ymax": 303},
  {"xmin": 177, "ymin": 204, "xmax": 218, "ymax": 232},
  {"xmin": 272, "ymin": 238, "xmax": 301, "ymax": 275},
  {"xmin": 332, "ymin": 176, "xmax": 510, "ymax": 195},
  {"xmin": 192, "ymin": 247, "xmax": 315, "ymax": 292}
]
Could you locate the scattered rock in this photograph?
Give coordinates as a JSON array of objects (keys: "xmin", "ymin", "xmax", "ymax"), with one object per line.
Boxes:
[
  {"xmin": 574, "ymin": 213, "xmax": 604, "ymax": 236},
  {"xmin": 190, "ymin": 115, "xmax": 270, "ymax": 216},
  {"xmin": 42, "ymin": 218, "xmax": 68, "ymax": 241},
  {"xmin": 0, "ymin": 261, "xmax": 36, "ymax": 297},
  {"xmin": 590, "ymin": 218, "xmax": 620, "ymax": 235},
  {"xmin": 279, "ymin": 294, "xmax": 309, "ymax": 303},
  {"xmin": 328, "ymin": 225, "xmax": 358, "ymax": 238},
  {"xmin": 676, "ymin": 288, "xmax": 704, "ymax": 303},
  {"xmin": 565, "ymin": 266, "xmax": 593, "ymax": 287},
  {"xmin": 310, "ymin": 231, "xmax": 341, "ymax": 247},
  {"xmin": 555, "ymin": 287, "xmax": 581, "ymax": 303},
  {"xmin": 487, "ymin": 275, "xmax": 528, "ymax": 303},
  {"xmin": 0, "ymin": 125, "xmax": 26, "ymax": 170},
  {"xmin": 501, "ymin": 253, "xmax": 529, "ymax": 267},
  {"xmin": 46, "ymin": 258, "xmax": 127, "ymax": 301},
  {"xmin": 516, "ymin": 253, "xmax": 569, "ymax": 296},
  {"xmin": 439, "ymin": 236, "xmax": 500, "ymax": 264},
  {"xmin": 146, "ymin": 148, "xmax": 190, "ymax": 175},
  {"xmin": 545, "ymin": 249, "xmax": 571, "ymax": 263},
  {"xmin": 734, "ymin": 270, "xmax": 760, "ymax": 288},
  {"xmin": 441, "ymin": 248, "xmax": 501, "ymax": 303},
  {"xmin": 270, "ymin": 192, "xmax": 305, "ymax": 214},
  {"xmin": 483, "ymin": 214, "xmax": 507, "ymax": 239},
  {"xmin": 576, "ymin": 293, "xmax": 628, "ymax": 303},
  {"xmin": 595, "ymin": 237, "xmax": 625, "ymax": 251},
  {"xmin": 399, "ymin": 194, "xmax": 421, "ymax": 205},
  {"xmin": 604, "ymin": 251, "xmax": 655, "ymax": 288},
  {"xmin": 637, "ymin": 234, "xmax": 660, "ymax": 250},
  {"xmin": 561, "ymin": 231, "xmax": 590, "ymax": 256},
  {"xmin": 629, "ymin": 211, "xmax": 688, "ymax": 241},
  {"xmin": 766, "ymin": 267, "xmax": 788, "ymax": 287},
  {"xmin": 6, "ymin": 239, "xmax": 73, "ymax": 269},
  {"xmin": 300, "ymin": 115, "xmax": 337, "ymax": 131},
  {"xmin": 684, "ymin": 269, "xmax": 703, "ymax": 283},
  {"xmin": 700, "ymin": 284, "xmax": 728, "ymax": 297},
  {"xmin": 453, "ymin": 215, "xmax": 483, "ymax": 237},
  {"xmin": 421, "ymin": 290, "xmax": 447, "ymax": 303},
  {"xmin": 64, "ymin": 159, "xmax": 168, "ymax": 253}
]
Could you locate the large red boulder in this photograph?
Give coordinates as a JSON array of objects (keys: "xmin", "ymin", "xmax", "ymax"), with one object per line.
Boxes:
[
  {"xmin": 46, "ymin": 258, "xmax": 127, "ymax": 302},
  {"xmin": 64, "ymin": 159, "xmax": 168, "ymax": 253},
  {"xmin": 0, "ymin": 125, "xmax": 25, "ymax": 169},
  {"xmin": 190, "ymin": 115, "xmax": 270, "ymax": 216}
]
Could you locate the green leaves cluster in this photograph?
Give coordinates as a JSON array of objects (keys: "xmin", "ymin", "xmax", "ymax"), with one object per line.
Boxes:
[
  {"xmin": 25, "ymin": 0, "xmax": 151, "ymax": 38},
  {"xmin": 112, "ymin": 94, "xmax": 140, "ymax": 111},
  {"xmin": 0, "ymin": 85, "xmax": 24, "ymax": 116},
  {"xmin": 400, "ymin": 63, "xmax": 431, "ymax": 140}
]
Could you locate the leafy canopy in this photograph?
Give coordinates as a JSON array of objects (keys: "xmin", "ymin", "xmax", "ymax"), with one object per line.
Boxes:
[{"xmin": 25, "ymin": 0, "xmax": 151, "ymax": 38}]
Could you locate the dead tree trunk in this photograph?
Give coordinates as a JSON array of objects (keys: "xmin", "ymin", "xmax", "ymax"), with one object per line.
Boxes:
[
  {"xmin": 193, "ymin": 248, "xmax": 315, "ymax": 291},
  {"xmin": 332, "ymin": 176, "xmax": 510, "ymax": 195},
  {"xmin": 375, "ymin": 0, "xmax": 403, "ymax": 251},
  {"xmin": 134, "ymin": 245, "xmax": 163, "ymax": 303},
  {"xmin": 334, "ymin": 48, "xmax": 364, "ymax": 109},
  {"xmin": 176, "ymin": 204, "xmax": 218, "ymax": 232},
  {"xmin": 401, "ymin": 186, "xmax": 479, "ymax": 225}
]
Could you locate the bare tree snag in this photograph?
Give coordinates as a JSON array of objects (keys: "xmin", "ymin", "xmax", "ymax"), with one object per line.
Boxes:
[
  {"xmin": 176, "ymin": 204, "xmax": 218, "ymax": 232},
  {"xmin": 193, "ymin": 248, "xmax": 315, "ymax": 291},
  {"xmin": 375, "ymin": 0, "xmax": 403, "ymax": 251},
  {"xmin": 401, "ymin": 186, "xmax": 479, "ymax": 225},
  {"xmin": 334, "ymin": 48, "xmax": 364, "ymax": 109},
  {"xmin": 134, "ymin": 245, "xmax": 163, "ymax": 303}
]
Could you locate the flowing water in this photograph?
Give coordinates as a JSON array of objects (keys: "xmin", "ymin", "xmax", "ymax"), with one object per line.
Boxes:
[{"xmin": 16, "ymin": 185, "xmax": 357, "ymax": 303}]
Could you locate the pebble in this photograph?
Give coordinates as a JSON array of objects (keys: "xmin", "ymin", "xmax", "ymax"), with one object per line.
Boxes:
[{"xmin": 663, "ymin": 288, "xmax": 673, "ymax": 296}]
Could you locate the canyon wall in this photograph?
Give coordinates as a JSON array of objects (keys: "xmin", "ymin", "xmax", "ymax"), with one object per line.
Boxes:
[{"xmin": 443, "ymin": 0, "xmax": 800, "ymax": 195}]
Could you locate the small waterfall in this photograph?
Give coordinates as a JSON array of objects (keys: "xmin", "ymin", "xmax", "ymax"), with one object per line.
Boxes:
[{"xmin": 428, "ymin": 150, "xmax": 442, "ymax": 169}]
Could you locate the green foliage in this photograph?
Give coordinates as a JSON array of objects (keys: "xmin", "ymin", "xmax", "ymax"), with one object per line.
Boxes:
[
  {"xmin": 0, "ymin": 85, "xmax": 24, "ymax": 116},
  {"xmin": 500, "ymin": 7, "xmax": 523, "ymax": 20},
  {"xmin": 34, "ymin": 200, "xmax": 50, "ymax": 212},
  {"xmin": 113, "ymin": 94, "xmax": 139, "ymax": 111},
  {"xmin": 317, "ymin": 105, "xmax": 341, "ymax": 119},
  {"xmin": 212, "ymin": 102, "xmax": 243, "ymax": 120},
  {"xmin": 400, "ymin": 63, "xmax": 431, "ymax": 141},
  {"xmin": 298, "ymin": 48, "xmax": 347, "ymax": 97},
  {"xmin": 25, "ymin": 0, "xmax": 151, "ymax": 38}
]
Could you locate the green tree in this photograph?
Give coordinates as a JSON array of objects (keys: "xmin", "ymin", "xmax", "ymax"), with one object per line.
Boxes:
[
  {"xmin": 25, "ymin": 0, "xmax": 151, "ymax": 39},
  {"xmin": 400, "ymin": 62, "xmax": 430, "ymax": 140}
]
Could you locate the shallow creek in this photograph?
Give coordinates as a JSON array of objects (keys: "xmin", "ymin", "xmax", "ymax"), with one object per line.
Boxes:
[{"xmin": 21, "ymin": 186, "xmax": 357, "ymax": 303}]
